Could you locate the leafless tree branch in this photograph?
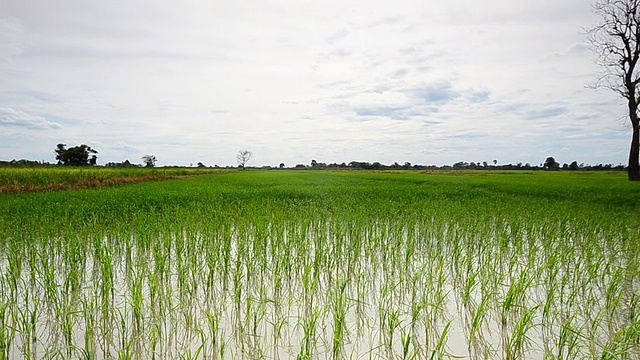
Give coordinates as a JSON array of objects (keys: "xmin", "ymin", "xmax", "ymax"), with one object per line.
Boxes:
[{"xmin": 587, "ymin": 0, "xmax": 640, "ymax": 179}]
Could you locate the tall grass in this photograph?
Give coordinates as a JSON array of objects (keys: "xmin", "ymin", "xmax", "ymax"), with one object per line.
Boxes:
[{"xmin": 0, "ymin": 167, "xmax": 230, "ymax": 193}]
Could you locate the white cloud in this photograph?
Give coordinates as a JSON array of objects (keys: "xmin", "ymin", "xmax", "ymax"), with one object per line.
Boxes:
[
  {"xmin": 0, "ymin": 0, "xmax": 631, "ymax": 166},
  {"xmin": 0, "ymin": 107, "xmax": 62, "ymax": 130},
  {"xmin": 0, "ymin": 17, "xmax": 24, "ymax": 63}
]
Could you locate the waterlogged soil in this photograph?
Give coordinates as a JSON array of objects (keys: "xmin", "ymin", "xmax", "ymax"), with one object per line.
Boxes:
[{"xmin": 2, "ymin": 223, "xmax": 638, "ymax": 360}]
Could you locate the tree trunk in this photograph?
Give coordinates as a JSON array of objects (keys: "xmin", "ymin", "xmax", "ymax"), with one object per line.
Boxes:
[
  {"xmin": 628, "ymin": 95, "xmax": 640, "ymax": 181},
  {"xmin": 629, "ymin": 122, "xmax": 640, "ymax": 180}
]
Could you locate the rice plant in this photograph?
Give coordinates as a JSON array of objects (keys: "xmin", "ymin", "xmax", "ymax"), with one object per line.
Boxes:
[{"xmin": 0, "ymin": 170, "xmax": 637, "ymax": 359}]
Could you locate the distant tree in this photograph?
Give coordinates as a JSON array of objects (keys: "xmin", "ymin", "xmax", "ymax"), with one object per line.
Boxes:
[
  {"xmin": 105, "ymin": 159, "xmax": 136, "ymax": 168},
  {"xmin": 197, "ymin": 162, "xmax": 206, "ymax": 168},
  {"xmin": 142, "ymin": 154, "xmax": 157, "ymax": 167},
  {"xmin": 544, "ymin": 157, "xmax": 559, "ymax": 170},
  {"xmin": 54, "ymin": 144, "xmax": 98, "ymax": 166},
  {"xmin": 236, "ymin": 150, "xmax": 252, "ymax": 169},
  {"xmin": 279, "ymin": 163, "xmax": 285, "ymax": 169},
  {"xmin": 569, "ymin": 161, "xmax": 579, "ymax": 170},
  {"xmin": 493, "ymin": 159, "xmax": 498, "ymax": 166},
  {"xmin": 348, "ymin": 161, "xmax": 374, "ymax": 169},
  {"xmin": 310, "ymin": 159, "xmax": 318, "ymax": 168},
  {"xmin": 453, "ymin": 161, "xmax": 469, "ymax": 169}
]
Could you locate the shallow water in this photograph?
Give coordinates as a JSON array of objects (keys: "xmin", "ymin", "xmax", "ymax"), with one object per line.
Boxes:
[{"xmin": 0, "ymin": 220, "xmax": 638, "ymax": 359}]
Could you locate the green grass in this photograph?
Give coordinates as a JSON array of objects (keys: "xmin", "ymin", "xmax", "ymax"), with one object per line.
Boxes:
[
  {"xmin": 0, "ymin": 170, "xmax": 638, "ymax": 359},
  {"xmin": 0, "ymin": 166, "xmax": 230, "ymax": 193}
]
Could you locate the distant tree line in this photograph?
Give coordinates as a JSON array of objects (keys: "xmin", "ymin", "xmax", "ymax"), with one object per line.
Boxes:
[
  {"xmin": 0, "ymin": 159, "xmax": 53, "ymax": 167},
  {"xmin": 0, "ymin": 147, "xmax": 627, "ymax": 172},
  {"xmin": 271, "ymin": 157, "xmax": 626, "ymax": 171},
  {"xmin": 104, "ymin": 160, "xmax": 137, "ymax": 168},
  {"xmin": 0, "ymin": 158, "xmax": 626, "ymax": 171}
]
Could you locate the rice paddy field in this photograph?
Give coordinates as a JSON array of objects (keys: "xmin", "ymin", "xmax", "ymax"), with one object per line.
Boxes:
[
  {"xmin": 0, "ymin": 167, "xmax": 227, "ymax": 193},
  {"xmin": 0, "ymin": 169, "xmax": 638, "ymax": 359}
]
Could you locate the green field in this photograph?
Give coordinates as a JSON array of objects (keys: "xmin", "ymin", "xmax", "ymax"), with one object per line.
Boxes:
[
  {"xmin": 0, "ymin": 170, "xmax": 638, "ymax": 359},
  {"xmin": 0, "ymin": 167, "xmax": 229, "ymax": 193}
]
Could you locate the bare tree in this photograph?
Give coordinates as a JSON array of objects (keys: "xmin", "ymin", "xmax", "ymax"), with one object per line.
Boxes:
[
  {"xmin": 588, "ymin": 0, "xmax": 640, "ymax": 180},
  {"xmin": 236, "ymin": 150, "xmax": 252, "ymax": 169}
]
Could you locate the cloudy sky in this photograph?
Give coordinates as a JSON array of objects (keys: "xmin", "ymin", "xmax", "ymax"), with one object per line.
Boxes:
[{"xmin": 0, "ymin": 0, "xmax": 631, "ymax": 167}]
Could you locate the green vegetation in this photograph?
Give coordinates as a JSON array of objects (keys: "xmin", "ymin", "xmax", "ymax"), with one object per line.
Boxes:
[
  {"xmin": 0, "ymin": 167, "xmax": 229, "ymax": 193},
  {"xmin": 54, "ymin": 144, "xmax": 98, "ymax": 166},
  {"xmin": 0, "ymin": 170, "xmax": 638, "ymax": 359}
]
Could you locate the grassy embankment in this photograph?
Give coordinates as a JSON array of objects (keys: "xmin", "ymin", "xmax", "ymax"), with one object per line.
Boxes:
[
  {"xmin": 0, "ymin": 167, "xmax": 232, "ymax": 193},
  {"xmin": 0, "ymin": 170, "xmax": 638, "ymax": 359}
]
